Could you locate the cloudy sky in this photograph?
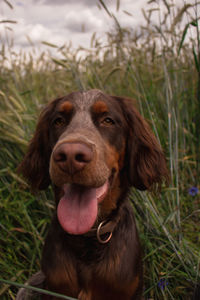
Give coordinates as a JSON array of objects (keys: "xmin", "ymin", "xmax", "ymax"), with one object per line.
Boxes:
[{"xmin": 0, "ymin": 0, "xmax": 197, "ymax": 54}]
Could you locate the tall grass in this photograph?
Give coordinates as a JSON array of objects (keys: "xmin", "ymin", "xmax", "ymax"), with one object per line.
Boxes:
[{"xmin": 0, "ymin": 0, "xmax": 200, "ymax": 299}]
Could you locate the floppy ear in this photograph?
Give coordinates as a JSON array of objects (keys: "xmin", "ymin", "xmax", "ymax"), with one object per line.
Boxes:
[
  {"xmin": 18, "ymin": 101, "xmax": 55, "ymax": 190},
  {"xmin": 116, "ymin": 97, "xmax": 168, "ymax": 191}
]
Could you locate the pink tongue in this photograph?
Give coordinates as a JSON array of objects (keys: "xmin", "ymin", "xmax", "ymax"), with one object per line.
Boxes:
[{"xmin": 57, "ymin": 182, "xmax": 108, "ymax": 235}]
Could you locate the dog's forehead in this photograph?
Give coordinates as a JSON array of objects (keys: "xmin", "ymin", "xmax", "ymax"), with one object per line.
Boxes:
[
  {"xmin": 57, "ymin": 90, "xmax": 110, "ymax": 133},
  {"xmin": 69, "ymin": 89, "xmax": 108, "ymax": 110}
]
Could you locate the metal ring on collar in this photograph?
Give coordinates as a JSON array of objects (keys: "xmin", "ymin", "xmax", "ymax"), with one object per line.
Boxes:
[{"xmin": 96, "ymin": 221, "xmax": 113, "ymax": 244}]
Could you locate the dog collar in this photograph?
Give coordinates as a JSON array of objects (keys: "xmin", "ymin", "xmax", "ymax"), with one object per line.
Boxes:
[{"xmin": 85, "ymin": 215, "xmax": 121, "ymax": 244}]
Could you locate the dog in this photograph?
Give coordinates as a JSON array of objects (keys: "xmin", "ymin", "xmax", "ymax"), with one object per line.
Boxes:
[{"xmin": 17, "ymin": 89, "xmax": 168, "ymax": 299}]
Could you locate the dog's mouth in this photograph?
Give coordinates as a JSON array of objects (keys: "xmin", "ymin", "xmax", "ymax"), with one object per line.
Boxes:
[{"xmin": 57, "ymin": 179, "xmax": 110, "ymax": 235}]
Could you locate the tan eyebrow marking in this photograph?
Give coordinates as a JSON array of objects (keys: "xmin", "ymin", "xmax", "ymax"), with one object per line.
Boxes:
[
  {"xmin": 59, "ymin": 101, "xmax": 73, "ymax": 114},
  {"xmin": 92, "ymin": 101, "xmax": 108, "ymax": 114}
]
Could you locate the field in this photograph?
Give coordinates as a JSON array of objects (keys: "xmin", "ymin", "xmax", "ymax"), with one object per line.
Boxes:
[{"xmin": 0, "ymin": 0, "xmax": 200, "ymax": 299}]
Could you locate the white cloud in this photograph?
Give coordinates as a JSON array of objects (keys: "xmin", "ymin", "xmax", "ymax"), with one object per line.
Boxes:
[
  {"xmin": 42, "ymin": 0, "xmax": 99, "ymax": 7},
  {"xmin": 64, "ymin": 9, "xmax": 104, "ymax": 33}
]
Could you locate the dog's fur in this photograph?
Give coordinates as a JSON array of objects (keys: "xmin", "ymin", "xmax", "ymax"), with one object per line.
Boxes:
[{"xmin": 17, "ymin": 90, "xmax": 168, "ymax": 299}]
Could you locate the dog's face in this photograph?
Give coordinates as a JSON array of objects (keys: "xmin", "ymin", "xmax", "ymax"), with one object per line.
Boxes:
[
  {"xmin": 49, "ymin": 90, "xmax": 126, "ymax": 189},
  {"xmin": 19, "ymin": 89, "xmax": 168, "ymax": 235},
  {"xmin": 48, "ymin": 90, "xmax": 127, "ymax": 234}
]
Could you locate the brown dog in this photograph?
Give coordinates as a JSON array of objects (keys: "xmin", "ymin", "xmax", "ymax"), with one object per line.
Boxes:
[{"xmin": 17, "ymin": 90, "xmax": 168, "ymax": 299}]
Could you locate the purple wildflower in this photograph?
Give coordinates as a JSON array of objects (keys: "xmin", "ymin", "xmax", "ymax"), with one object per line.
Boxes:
[
  {"xmin": 188, "ymin": 187, "xmax": 199, "ymax": 196},
  {"xmin": 158, "ymin": 278, "xmax": 169, "ymax": 290}
]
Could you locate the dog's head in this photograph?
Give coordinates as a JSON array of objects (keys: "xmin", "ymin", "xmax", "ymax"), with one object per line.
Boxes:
[{"xmin": 19, "ymin": 89, "xmax": 168, "ymax": 234}]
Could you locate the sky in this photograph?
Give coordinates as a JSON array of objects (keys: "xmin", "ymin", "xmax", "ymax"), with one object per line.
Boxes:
[{"xmin": 0, "ymin": 0, "xmax": 197, "ymax": 55}]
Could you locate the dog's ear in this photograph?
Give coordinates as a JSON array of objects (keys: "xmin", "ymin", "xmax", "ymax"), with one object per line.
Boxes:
[
  {"xmin": 18, "ymin": 100, "xmax": 57, "ymax": 190},
  {"xmin": 115, "ymin": 97, "xmax": 168, "ymax": 191}
]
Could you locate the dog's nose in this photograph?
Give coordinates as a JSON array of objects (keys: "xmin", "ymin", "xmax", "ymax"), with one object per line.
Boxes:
[{"xmin": 53, "ymin": 142, "xmax": 93, "ymax": 174}]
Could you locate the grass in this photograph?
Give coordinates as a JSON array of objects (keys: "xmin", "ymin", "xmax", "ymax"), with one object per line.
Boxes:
[{"xmin": 0, "ymin": 0, "xmax": 200, "ymax": 299}]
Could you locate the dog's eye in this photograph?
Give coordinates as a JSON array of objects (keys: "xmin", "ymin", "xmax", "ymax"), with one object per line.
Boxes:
[
  {"xmin": 101, "ymin": 117, "xmax": 115, "ymax": 126},
  {"xmin": 53, "ymin": 117, "xmax": 66, "ymax": 127}
]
